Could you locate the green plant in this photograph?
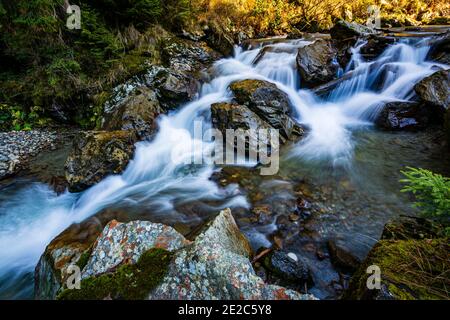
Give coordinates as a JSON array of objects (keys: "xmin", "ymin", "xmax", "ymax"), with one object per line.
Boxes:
[{"xmin": 401, "ymin": 167, "xmax": 450, "ymax": 218}]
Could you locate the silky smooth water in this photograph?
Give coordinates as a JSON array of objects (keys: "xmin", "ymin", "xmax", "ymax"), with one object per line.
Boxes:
[{"xmin": 0, "ymin": 35, "xmax": 448, "ymax": 299}]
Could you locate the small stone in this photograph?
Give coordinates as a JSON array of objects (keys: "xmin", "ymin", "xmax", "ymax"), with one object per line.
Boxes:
[{"xmin": 287, "ymin": 252, "xmax": 298, "ymax": 262}]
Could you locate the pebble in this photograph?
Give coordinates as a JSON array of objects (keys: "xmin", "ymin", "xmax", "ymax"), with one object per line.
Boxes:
[
  {"xmin": 287, "ymin": 252, "xmax": 298, "ymax": 262},
  {"xmin": 0, "ymin": 130, "xmax": 58, "ymax": 179}
]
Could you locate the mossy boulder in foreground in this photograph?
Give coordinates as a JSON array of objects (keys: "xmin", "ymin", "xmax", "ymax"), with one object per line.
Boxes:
[
  {"xmin": 344, "ymin": 217, "xmax": 449, "ymax": 300},
  {"xmin": 37, "ymin": 209, "xmax": 317, "ymax": 300}
]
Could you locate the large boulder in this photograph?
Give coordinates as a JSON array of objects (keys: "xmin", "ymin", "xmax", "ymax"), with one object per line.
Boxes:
[
  {"xmin": 344, "ymin": 217, "xmax": 449, "ymax": 300},
  {"xmin": 81, "ymin": 219, "xmax": 190, "ymax": 279},
  {"xmin": 296, "ymin": 39, "xmax": 340, "ymax": 88},
  {"xmin": 375, "ymin": 102, "xmax": 430, "ymax": 131},
  {"xmin": 44, "ymin": 209, "xmax": 317, "ymax": 300},
  {"xmin": 228, "ymin": 80, "xmax": 301, "ymax": 139},
  {"xmin": 101, "ymin": 87, "xmax": 162, "ymax": 139},
  {"xmin": 65, "ymin": 131, "xmax": 137, "ymax": 192},
  {"xmin": 149, "ymin": 209, "xmax": 316, "ymax": 300},
  {"xmin": 414, "ymin": 70, "xmax": 449, "ymax": 111}
]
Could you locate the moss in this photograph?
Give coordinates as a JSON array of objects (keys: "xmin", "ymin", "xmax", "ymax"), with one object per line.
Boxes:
[
  {"xmin": 57, "ymin": 248, "xmax": 173, "ymax": 300},
  {"xmin": 345, "ymin": 237, "xmax": 450, "ymax": 300},
  {"xmin": 76, "ymin": 249, "xmax": 92, "ymax": 271}
]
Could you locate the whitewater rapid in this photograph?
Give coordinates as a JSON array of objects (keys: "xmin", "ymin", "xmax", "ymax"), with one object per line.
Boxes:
[{"xmin": 0, "ymin": 35, "xmax": 447, "ymax": 298}]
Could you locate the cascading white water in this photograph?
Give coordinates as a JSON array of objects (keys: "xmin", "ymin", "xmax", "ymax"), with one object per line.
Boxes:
[{"xmin": 0, "ymin": 35, "xmax": 448, "ymax": 298}]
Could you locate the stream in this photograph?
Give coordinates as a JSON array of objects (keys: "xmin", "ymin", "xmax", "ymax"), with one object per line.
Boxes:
[{"xmin": 0, "ymin": 33, "xmax": 449, "ymax": 299}]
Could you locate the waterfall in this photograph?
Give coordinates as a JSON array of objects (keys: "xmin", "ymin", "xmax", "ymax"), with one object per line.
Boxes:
[{"xmin": 0, "ymin": 35, "xmax": 447, "ymax": 299}]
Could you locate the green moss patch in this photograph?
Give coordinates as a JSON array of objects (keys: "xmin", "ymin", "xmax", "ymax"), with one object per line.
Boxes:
[
  {"xmin": 346, "ymin": 237, "xmax": 450, "ymax": 300},
  {"xmin": 57, "ymin": 248, "xmax": 173, "ymax": 300}
]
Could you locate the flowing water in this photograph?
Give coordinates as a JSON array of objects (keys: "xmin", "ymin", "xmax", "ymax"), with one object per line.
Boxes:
[{"xmin": 0, "ymin": 34, "xmax": 449, "ymax": 299}]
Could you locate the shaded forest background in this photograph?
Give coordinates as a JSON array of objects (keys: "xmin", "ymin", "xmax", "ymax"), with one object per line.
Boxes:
[{"xmin": 0, "ymin": 0, "xmax": 449, "ymax": 130}]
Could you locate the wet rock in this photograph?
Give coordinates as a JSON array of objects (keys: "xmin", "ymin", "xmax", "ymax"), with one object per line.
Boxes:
[
  {"xmin": 49, "ymin": 176, "xmax": 68, "ymax": 195},
  {"xmin": 427, "ymin": 30, "xmax": 450, "ymax": 65},
  {"xmin": 204, "ymin": 21, "xmax": 235, "ymax": 56},
  {"xmin": 375, "ymin": 102, "xmax": 430, "ymax": 131},
  {"xmin": 414, "ymin": 70, "xmax": 449, "ymax": 111},
  {"xmin": 229, "ymin": 80, "xmax": 303, "ymax": 139},
  {"xmin": 330, "ymin": 20, "xmax": 379, "ymax": 68},
  {"xmin": 81, "ymin": 220, "xmax": 190, "ymax": 279},
  {"xmin": 344, "ymin": 218, "xmax": 449, "ymax": 300},
  {"xmin": 211, "ymin": 102, "xmax": 274, "ymax": 152},
  {"xmin": 65, "ymin": 130, "xmax": 137, "ymax": 192},
  {"xmin": 330, "ymin": 20, "xmax": 379, "ymax": 42},
  {"xmin": 327, "ymin": 238, "xmax": 364, "ymax": 271},
  {"xmin": 263, "ymin": 250, "xmax": 313, "ymax": 287},
  {"xmin": 253, "ymin": 44, "xmax": 301, "ymax": 65},
  {"xmin": 296, "ymin": 39, "xmax": 339, "ymax": 88},
  {"xmin": 34, "ymin": 216, "xmax": 106, "ymax": 299},
  {"xmin": 360, "ymin": 35, "xmax": 396, "ymax": 60},
  {"xmin": 101, "ymin": 87, "xmax": 162, "ymax": 139},
  {"xmin": 149, "ymin": 209, "xmax": 316, "ymax": 300}
]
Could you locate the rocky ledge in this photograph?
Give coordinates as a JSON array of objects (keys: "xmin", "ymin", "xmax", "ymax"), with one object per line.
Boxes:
[
  {"xmin": 35, "ymin": 209, "xmax": 317, "ymax": 300},
  {"xmin": 0, "ymin": 130, "xmax": 58, "ymax": 180}
]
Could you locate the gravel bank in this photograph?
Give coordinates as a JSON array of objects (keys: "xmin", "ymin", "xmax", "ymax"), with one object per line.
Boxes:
[{"xmin": 0, "ymin": 130, "xmax": 58, "ymax": 179}]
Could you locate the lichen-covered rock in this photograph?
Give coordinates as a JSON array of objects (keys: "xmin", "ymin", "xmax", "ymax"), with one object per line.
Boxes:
[
  {"xmin": 229, "ymin": 80, "xmax": 302, "ymax": 139},
  {"xmin": 65, "ymin": 130, "xmax": 137, "ymax": 192},
  {"xmin": 375, "ymin": 102, "xmax": 430, "ymax": 131},
  {"xmin": 296, "ymin": 39, "xmax": 340, "ymax": 88},
  {"xmin": 40, "ymin": 209, "xmax": 316, "ymax": 300},
  {"xmin": 81, "ymin": 220, "xmax": 190, "ymax": 279},
  {"xmin": 101, "ymin": 87, "xmax": 162, "ymax": 139},
  {"xmin": 34, "ymin": 216, "xmax": 105, "ymax": 300},
  {"xmin": 344, "ymin": 217, "xmax": 450, "ymax": 300},
  {"xmin": 149, "ymin": 209, "xmax": 316, "ymax": 300},
  {"xmin": 414, "ymin": 70, "xmax": 449, "ymax": 111}
]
